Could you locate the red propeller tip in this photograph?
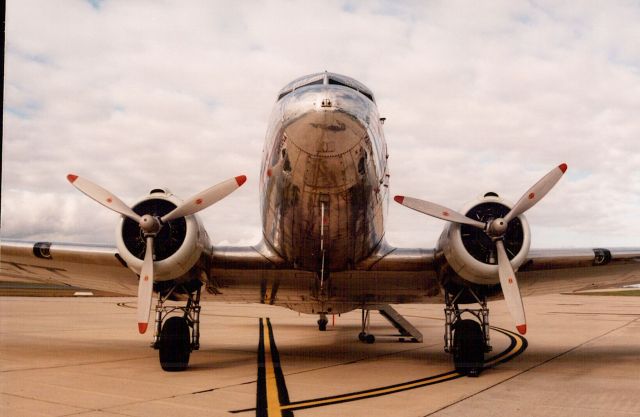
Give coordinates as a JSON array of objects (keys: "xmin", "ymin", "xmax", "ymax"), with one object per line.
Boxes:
[
  {"xmin": 558, "ymin": 163, "xmax": 568, "ymax": 173},
  {"xmin": 235, "ymin": 175, "xmax": 247, "ymax": 186},
  {"xmin": 516, "ymin": 324, "xmax": 527, "ymax": 335},
  {"xmin": 138, "ymin": 322, "xmax": 148, "ymax": 334},
  {"xmin": 394, "ymin": 195, "xmax": 404, "ymax": 204},
  {"xmin": 67, "ymin": 174, "xmax": 78, "ymax": 183}
]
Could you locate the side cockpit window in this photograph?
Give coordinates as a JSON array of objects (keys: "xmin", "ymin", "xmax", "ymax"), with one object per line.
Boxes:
[
  {"xmin": 277, "ymin": 78, "xmax": 324, "ymax": 101},
  {"xmin": 277, "ymin": 90, "xmax": 292, "ymax": 101}
]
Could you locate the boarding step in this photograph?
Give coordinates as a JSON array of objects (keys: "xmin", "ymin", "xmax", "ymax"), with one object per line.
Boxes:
[
  {"xmin": 359, "ymin": 304, "xmax": 423, "ymax": 343},
  {"xmin": 377, "ymin": 304, "xmax": 423, "ymax": 343}
]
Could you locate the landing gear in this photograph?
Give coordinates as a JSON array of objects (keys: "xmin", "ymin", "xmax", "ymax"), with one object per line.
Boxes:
[
  {"xmin": 452, "ymin": 320, "xmax": 484, "ymax": 377},
  {"xmin": 152, "ymin": 284, "xmax": 202, "ymax": 372},
  {"xmin": 318, "ymin": 313, "xmax": 328, "ymax": 331},
  {"xmin": 159, "ymin": 316, "xmax": 190, "ymax": 371},
  {"xmin": 358, "ymin": 331, "xmax": 375, "ymax": 344},
  {"xmin": 444, "ymin": 288, "xmax": 491, "ymax": 377},
  {"xmin": 358, "ymin": 309, "xmax": 375, "ymax": 343}
]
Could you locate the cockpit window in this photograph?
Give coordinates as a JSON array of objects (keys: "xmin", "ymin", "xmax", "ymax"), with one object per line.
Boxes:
[
  {"xmin": 276, "ymin": 72, "xmax": 376, "ymax": 103},
  {"xmin": 277, "ymin": 79, "xmax": 324, "ymax": 101},
  {"xmin": 328, "ymin": 78, "xmax": 375, "ymax": 102},
  {"xmin": 277, "ymin": 91, "xmax": 291, "ymax": 101}
]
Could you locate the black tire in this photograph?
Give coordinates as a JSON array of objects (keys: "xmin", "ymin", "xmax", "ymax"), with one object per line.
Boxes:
[
  {"xmin": 365, "ymin": 334, "xmax": 375, "ymax": 344},
  {"xmin": 453, "ymin": 319, "xmax": 484, "ymax": 377},
  {"xmin": 358, "ymin": 332, "xmax": 366, "ymax": 342},
  {"xmin": 318, "ymin": 318, "xmax": 328, "ymax": 331},
  {"xmin": 159, "ymin": 316, "xmax": 191, "ymax": 372}
]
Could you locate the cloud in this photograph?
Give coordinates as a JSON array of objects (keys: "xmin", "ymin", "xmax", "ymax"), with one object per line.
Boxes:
[{"xmin": 2, "ymin": 0, "xmax": 639, "ymax": 251}]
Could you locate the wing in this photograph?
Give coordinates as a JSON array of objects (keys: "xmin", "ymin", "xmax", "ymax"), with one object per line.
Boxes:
[
  {"xmin": 329, "ymin": 245, "xmax": 640, "ymax": 303},
  {"xmin": 518, "ymin": 247, "xmax": 640, "ymax": 296},
  {"xmin": 0, "ymin": 240, "xmax": 139, "ymax": 295},
  {"xmin": 0, "ymin": 238, "xmax": 318, "ymax": 304},
  {"xmin": 0, "ymin": 239, "xmax": 303, "ymax": 302},
  {"xmin": 3, "ymin": 238, "xmax": 638, "ymax": 304},
  {"xmin": 351, "ymin": 245, "xmax": 640, "ymax": 301}
]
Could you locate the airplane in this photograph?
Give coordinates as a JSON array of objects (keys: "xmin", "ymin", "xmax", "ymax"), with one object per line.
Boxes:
[{"xmin": 2, "ymin": 72, "xmax": 639, "ymax": 376}]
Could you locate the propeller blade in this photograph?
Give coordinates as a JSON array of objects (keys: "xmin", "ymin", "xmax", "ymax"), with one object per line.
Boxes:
[
  {"xmin": 495, "ymin": 239, "xmax": 526, "ymax": 334},
  {"xmin": 503, "ymin": 163, "xmax": 567, "ymax": 224},
  {"xmin": 161, "ymin": 175, "xmax": 247, "ymax": 223},
  {"xmin": 67, "ymin": 174, "xmax": 142, "ymax": 223},
  {"xmin": 136, "ymin": 236, "xmax": 154, "ymax": 334},
  {"xmin": 394, "ymin": 196, "xmax": 486, "ymax": 229}
]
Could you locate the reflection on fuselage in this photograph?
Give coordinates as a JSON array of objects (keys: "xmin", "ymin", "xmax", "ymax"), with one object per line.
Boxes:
[{"xmin": 259, "ymin": 73, "xmax": 389, "ymax": 273}]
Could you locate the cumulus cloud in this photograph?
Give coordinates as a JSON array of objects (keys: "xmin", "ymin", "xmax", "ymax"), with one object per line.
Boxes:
[{"xmin": 2, "ymin": 0, "xmax": 639, "ymax": 250}]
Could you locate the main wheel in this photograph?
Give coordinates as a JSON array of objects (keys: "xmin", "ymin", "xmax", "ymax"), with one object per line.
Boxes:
[
  {"xmin": 318, "ymin": 318, "xmax": 328, "ymax": 331},
  {"xmin": 453, "ymin": 319, "xmax": 484, "ymax": 377},
  {"xmin": 159, "ymin": 316, "xmax": 191, "ymax": 372}
]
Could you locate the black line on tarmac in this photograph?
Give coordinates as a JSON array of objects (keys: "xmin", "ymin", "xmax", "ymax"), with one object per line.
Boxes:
[
  {"xmin": 253, "ymin": 317, "xmax": 293, "ymax": 417},
  {"xmin": 266, "ymin": 318, "xmax": 293, "ymax": 416},
  {"xmin": 256, "ymin": 318, "xmax": 267, "ymax": 417},
  {"xmin": 231, "ymin": 326, "xmax": 527, "ymax": 414}
]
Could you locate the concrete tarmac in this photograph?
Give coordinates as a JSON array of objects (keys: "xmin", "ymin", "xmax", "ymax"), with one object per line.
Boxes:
[{"xmin": 0, "ymin": 294, "xmax": 638, "ymax": 417}]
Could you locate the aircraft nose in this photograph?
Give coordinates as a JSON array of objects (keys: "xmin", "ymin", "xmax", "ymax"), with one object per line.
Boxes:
[{"xmin": 285, "ymin": 109, "xmax": 364, "ymax": 157}]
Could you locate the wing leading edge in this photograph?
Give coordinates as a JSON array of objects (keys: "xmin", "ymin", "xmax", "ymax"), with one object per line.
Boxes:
[
  {"xmin": 0, "ymin": 240, "xmax": 138, "ymax": 295},
  {"xmin": 517, "ymin": 247, "xmax": 640, "ymax": 296}
]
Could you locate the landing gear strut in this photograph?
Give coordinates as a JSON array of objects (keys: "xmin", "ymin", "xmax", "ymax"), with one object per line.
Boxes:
[
  {"xmin": 152, "ymin": 284, "xmax": 202, "ymax": 372},
  {"xmin": 444, "ymin": 287, "xmax": 491, "ymax": 377}
]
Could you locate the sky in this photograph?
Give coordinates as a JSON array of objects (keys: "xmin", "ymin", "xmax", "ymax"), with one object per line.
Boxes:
[{"xmin": 3, "ymin": 0, "xmax": 640, "ymax": 250}]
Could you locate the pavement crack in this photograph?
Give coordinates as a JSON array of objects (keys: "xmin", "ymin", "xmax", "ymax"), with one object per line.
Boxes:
[
  {"xmin": 1, "ymin": 355, "xmax": 155, "ymax": 373},
  {"xmin": 1, "ymin": 392, "xmax": 92, "ymax": 412},
  {"xmin": 191, "ymin": 388, "xmax": 217, "ymax": 394}
]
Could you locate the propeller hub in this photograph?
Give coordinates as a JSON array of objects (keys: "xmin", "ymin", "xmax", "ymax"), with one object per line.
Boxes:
[
  {"xmin": 487, "ymin": 217, "xmax": 508, "ymax": 237},
  {"xmin": 139, "ymin": 214, "xmax": 161, "ymax": 235}
]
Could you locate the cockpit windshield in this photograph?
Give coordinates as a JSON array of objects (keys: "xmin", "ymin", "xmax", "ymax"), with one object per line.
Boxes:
[{"xmin": 276, "ymin": 72, "xmax": 375, "ymax": 103}]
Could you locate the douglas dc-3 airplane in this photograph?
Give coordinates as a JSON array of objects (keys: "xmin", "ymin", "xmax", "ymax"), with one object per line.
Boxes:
[{"xmin": 2, "ymin": 72, "xmax": 640, "ymax": 376}]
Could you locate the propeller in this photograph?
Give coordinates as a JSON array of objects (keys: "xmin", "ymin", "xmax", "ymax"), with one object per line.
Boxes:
[
  {"xmin": 67, "ymin": 174, "xmax": 247, "ymax": 333},
  {"xmin": 394, "ymin": 163, "xmax": 567, "ymax": 334}
]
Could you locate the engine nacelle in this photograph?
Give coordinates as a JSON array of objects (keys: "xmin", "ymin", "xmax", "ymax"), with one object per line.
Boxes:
[
  {"xmin": 116, "ymin": 189, "xmax": 211, "ymax": 282},
  {"xmin": 436, "ymin": 194, "xmax": 531, "ymax": 287}
]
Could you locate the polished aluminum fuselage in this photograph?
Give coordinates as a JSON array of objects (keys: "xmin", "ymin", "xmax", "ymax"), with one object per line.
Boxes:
[
  {"xmin": 259, "ymin": 79, "xmax": 389, "ymax": 273},
  {"xmin": 209, "ymin": 75, "xmax": 438, "ymax": 315}
]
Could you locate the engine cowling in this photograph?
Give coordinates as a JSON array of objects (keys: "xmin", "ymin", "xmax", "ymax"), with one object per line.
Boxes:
[
  {"xmin": 116, "ymin": 189, "xmax": 211, "ymax": 282},
  {"xmin": 436, "ymin": 194, "xmax": 531, "ymax": 287}
]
